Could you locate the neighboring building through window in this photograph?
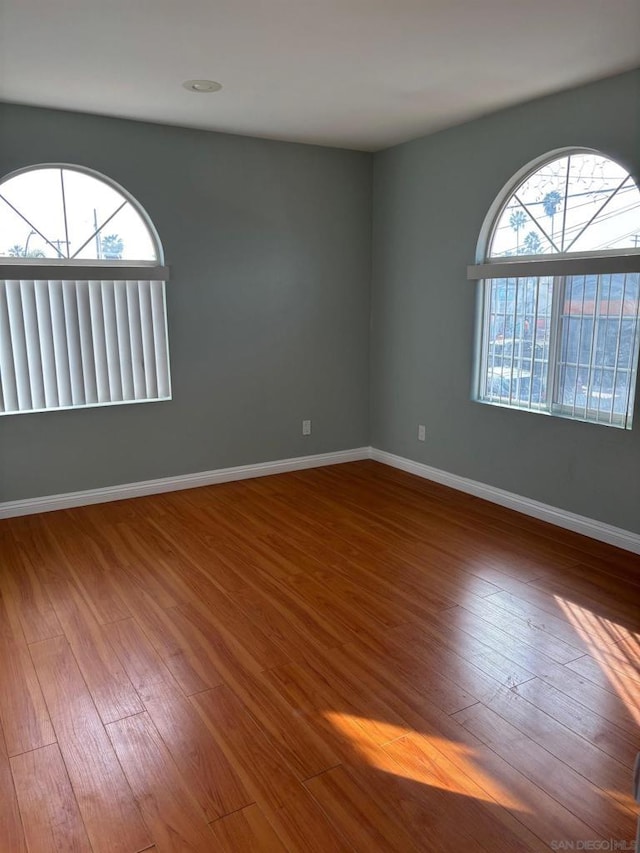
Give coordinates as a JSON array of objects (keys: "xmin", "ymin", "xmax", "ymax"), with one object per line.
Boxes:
[
  {"xmin": 469, "ymin": 149, "xmax": 640, "ymax": 428},
  {"xmin": 0, "ymin": 165, "xmax": 171, "ymax": 415}
]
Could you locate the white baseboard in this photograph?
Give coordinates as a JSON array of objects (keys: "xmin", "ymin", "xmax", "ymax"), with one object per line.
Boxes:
[
  {"xmin": 370, "ymin": 448, "xmax": 640, "ymax": 556},
  {"xmin": 2, "ymin": 443, "xmax": 638, "ymax": 555},
  {"xmin": 0, "ymin": 447, "xmax": 370, "ymax": 520}
]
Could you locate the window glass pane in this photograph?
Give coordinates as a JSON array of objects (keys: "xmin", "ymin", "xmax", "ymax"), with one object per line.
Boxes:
[
  {"xmin": 569, "ymin": 178, "xmax": 639, "ymax": 252},
  {"xmin": 62, "ymin": 169, "xmax": 128, "ymax": 259},
  {"xmin": 563, "ymin": 155, "xmax": 639, "ymax": 252},
  {"xmin": 482, "ymin": 276, "xmax": 551, "ymax": 409},
  {"xmin": 555, "ymin": 273, "xmax": 640, "ymax": 426},
  {"xmin": 488, "ymin": 153, "xmax": 640, "ymax": 258},
  {"xmin": 0, "ymin": 202, "xmax": 50, "ymax": 259},
  {"xmin": 72, "ymin": 201, "xmax": 156, "ymax": 261},
  {"xmin": 0, "ymin": 168, "xmax": 66, "ymax": 258},
  {"xmin": 0, "ymin": 167, "xmax": 158, "ymax": 262},
  {"xmin": 490, "ymin": 200, "xmax": 555, "ymax": 258}
]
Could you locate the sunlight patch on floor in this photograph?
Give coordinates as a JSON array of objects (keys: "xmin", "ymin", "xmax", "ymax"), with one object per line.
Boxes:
[
  {"xmin": 555, "ymin": 596, "xmax": 640, "ymax": 726},
  {"xmin": 322, "ymin": 711, "xmax": 526, "ymax": 811}
]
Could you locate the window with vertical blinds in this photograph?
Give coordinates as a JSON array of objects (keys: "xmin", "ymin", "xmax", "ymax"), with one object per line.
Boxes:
[
  {"xmin": 468, "ymin": 150, "xmax": 640, "ymax": 429},
  {"xmin": 0, "ymin": 165, "xmax": 171, "ymax": 415}
]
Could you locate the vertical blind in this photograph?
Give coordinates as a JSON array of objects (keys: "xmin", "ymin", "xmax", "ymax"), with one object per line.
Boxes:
[{"xmin": 0, "ymin": 278, "xmax": 171, "ymax": 414}]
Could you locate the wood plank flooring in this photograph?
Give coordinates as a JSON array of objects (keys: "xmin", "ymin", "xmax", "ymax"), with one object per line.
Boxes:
[{"xmin": 0, "ymin": 459, "xmax": 638, "ymax": 851}]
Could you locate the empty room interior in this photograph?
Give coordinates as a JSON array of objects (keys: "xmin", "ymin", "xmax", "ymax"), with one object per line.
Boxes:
[{"xmin": 0, "ymin": 1, "xmax": 639, "ymax": 850}]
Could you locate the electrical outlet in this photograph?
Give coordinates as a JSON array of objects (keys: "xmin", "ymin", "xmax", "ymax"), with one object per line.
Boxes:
[
  {"xmin": 302, "ymin": 419, "xmax": 312, "ymax": 436},
  {"xmin": 418, "ymin": 424, "xmax": 426, "ymax": 442}
]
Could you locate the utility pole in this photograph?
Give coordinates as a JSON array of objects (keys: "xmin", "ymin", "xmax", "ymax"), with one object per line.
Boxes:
[
  {"xmin": 94, "ymin": 209, "xmax": 102, "ymax": 259},
  {"xmin": 24, "ymin": 229, "xmax": 36, "ymax": 256}
]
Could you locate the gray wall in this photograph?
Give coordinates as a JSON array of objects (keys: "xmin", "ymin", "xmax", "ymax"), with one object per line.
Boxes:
[
  {"xmin": 3, "ymin": 71, "xmax": 640, "ymax": 535},
  {"xmin": 0, "ymin": 104, "xmax": 372, "ymax": 501},
  {"xmin": 371, "ymin": 70, "xmax": 640, "ymax": 534}
]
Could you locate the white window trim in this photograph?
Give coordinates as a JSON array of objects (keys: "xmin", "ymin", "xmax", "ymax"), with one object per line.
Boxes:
[
  {"xmin": 0, "ymin": 263, "xmax": 170, "ymax": 281},
  {"xmin": 467, "ymin": 251, "xmax": 640, "ymax": 281}
]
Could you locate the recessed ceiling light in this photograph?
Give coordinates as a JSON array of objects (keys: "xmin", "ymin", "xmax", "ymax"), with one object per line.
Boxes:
[{"xmin": 182, "ymin": 80, "xmax": 222, "ymax": 94}]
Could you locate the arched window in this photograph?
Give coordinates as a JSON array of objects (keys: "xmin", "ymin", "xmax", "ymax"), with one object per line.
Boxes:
[
  {"xmin": 0, "ymin": 165, "xmax": 170, "ymax": 415},
  {"xmin": 0, "ymin": 165, "xmax": 161, "ymax": 262},
  {"xmin": 469, "ymin": 149, "xmax": 640, "ymax": 428}
]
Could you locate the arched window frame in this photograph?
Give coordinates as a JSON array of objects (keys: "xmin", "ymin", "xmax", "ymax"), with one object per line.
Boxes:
[
  {"xmin": 468, "ymin": 147, "xmax": 640, "ymax": 429},
  {"xmin": 0, "ymin": 164, "xmax": 171, "ymax": 415},
  {"xmin": 0, "ymin": 162, "xmax": 168, "ymax": 278}
]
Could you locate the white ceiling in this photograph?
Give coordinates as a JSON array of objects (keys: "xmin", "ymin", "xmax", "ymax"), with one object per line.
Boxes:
[{"xmin": 1, "ymin": 0, "xmax": 638, "ymax": 151}]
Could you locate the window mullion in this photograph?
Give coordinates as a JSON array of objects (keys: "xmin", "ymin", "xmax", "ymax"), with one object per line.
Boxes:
[
  {"xmin": 527, "ymin": 276, "xmax": 541, "ymax": 409},
  {"xmin": 546, "ymin": 274, "xmax": 565, "ymax": 413},
  {"xmin": 508, "ymin": 278, "xmax": 519, "ymax": 405},
  {"xmin": 60, "ymin": 169, "xmax": 71, "ymax": 259},
  {"xmin": 583, "ymin": 275, "xmax": 601, "ymax": 419},
  {"xmin": 623, "ymin": 296, "xmax": 640, "ymax": 428},
  {"xmin": 572, "ymin": 275, "xmax": 587, "ymax": 420}
]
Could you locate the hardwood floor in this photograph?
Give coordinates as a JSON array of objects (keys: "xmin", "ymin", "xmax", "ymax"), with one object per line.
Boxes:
[{"xmin": 0, "ymin": 460, "xmax": 638, "ymax": 851}]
